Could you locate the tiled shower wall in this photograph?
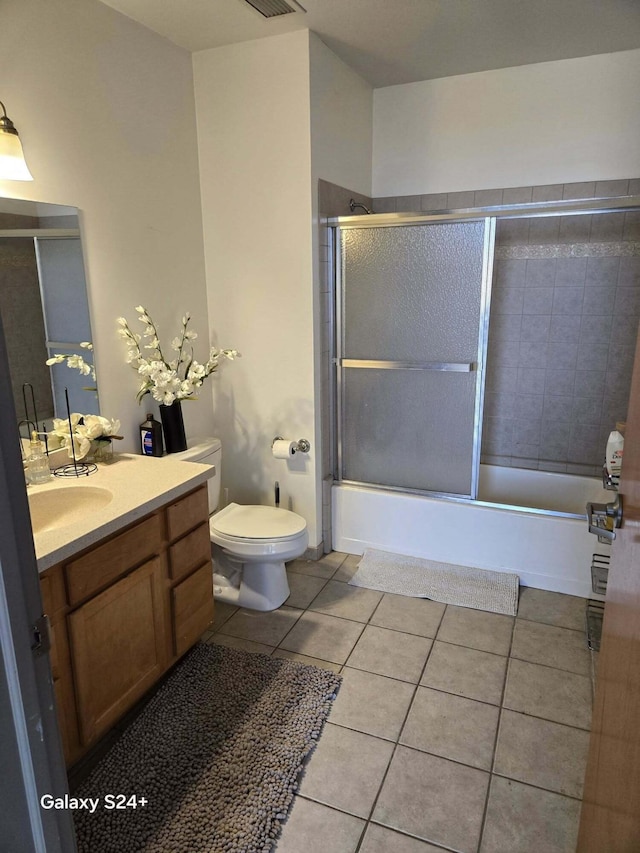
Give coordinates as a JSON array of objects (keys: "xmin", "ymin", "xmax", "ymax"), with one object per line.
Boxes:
[{"xmin": 373, "ymin": 179, "xmax": 640, "ymax": 476}]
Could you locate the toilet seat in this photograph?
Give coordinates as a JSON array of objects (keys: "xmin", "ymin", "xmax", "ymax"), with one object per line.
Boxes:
[{"xmin": 210, "ymin": 503, "xmax": 306, "ymax": 543}]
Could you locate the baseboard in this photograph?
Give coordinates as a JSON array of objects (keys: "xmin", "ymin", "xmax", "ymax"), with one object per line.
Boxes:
[{"xmin": 303, "ymin": 542, "xmax": 324, "ymax": 561}]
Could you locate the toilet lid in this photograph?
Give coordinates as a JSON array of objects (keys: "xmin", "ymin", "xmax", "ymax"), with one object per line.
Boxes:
[{"xmin": 211, "ymin": 503, "xmax": 307, "ymax": 540}]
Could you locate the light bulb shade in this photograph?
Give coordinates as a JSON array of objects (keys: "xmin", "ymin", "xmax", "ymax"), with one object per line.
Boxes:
[{"xmin": 0, "ymin": 128, "xmax": 33, "ymax": 181}]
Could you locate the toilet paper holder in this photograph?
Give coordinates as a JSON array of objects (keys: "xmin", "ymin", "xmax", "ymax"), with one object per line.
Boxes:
[{"xmin": 272, "ymin": 435, "xmax": 311, "ymax": 454}]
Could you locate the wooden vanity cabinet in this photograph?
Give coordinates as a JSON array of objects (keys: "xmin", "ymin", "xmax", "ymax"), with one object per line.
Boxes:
[{"xmin": 39, "ymin": 484, "xmax": 213, "ymax": 766}]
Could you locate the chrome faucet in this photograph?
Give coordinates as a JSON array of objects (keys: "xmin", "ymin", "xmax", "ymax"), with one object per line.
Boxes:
[{"xmin": 586, "ymin": 495, "xmax": 623, "ymax": 543}]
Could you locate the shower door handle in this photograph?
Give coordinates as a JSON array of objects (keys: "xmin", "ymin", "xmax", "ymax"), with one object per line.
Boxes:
[
  {"xmin": 340, "ymin": 359, "xmax": 475, "ymax": 372},
  {"xmin": 587, "ymin": 495, "xmax": 623, "ymax": 543}
]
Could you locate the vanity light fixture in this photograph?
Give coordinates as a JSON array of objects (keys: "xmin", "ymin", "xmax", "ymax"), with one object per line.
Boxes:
[{"xmin": 0, "ymin": 100, "xmax": 33, "ymax": 181}]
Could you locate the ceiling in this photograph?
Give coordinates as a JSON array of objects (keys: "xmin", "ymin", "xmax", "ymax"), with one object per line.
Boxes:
[{"xmin": 98, "ymin": 0, "xmax": 640, "ymax": 88}]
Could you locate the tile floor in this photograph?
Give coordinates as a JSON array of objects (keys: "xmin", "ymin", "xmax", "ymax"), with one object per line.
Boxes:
[{"xmin": 203, "ymin": 552, "xmax": 594, "ymax": 853}]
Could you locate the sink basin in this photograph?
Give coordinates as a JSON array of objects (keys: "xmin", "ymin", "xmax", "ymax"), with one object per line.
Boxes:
[{"xmin": 28, "ymin": 486, "xmax": 114, "ymax": 535}]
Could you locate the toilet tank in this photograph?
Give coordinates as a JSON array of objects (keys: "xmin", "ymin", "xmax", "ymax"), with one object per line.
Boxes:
[{"xmin": 169, "ymin": 437, "xmax": 222, "ymax": 513}]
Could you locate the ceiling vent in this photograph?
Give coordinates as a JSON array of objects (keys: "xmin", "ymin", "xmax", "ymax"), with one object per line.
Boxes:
[{"xmin": 242, "ymin": 0, "xmax": 305, "ymax": 18}]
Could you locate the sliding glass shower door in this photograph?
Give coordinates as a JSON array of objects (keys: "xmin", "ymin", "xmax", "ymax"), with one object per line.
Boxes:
[{"xmin": 336, "ymin": 218, "xmax": 494, "ymax": 499}]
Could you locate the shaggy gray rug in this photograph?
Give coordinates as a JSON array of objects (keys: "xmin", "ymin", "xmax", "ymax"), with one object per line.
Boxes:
[
  {"xmin": 350, "ymin": 548, "xmax": 519, "ymax": 616},
  {"xmin": 73, "ymin": 643, "xmax": 341, "ymax": 853}
]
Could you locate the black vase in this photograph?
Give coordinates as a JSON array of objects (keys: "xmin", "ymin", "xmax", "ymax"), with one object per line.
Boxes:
[{"xmin": 159, "ymin": 402, "xmax": 187, "ymax": 454}]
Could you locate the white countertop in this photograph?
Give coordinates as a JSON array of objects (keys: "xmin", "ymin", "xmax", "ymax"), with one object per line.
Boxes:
[{"xmin": 29, "ymin": 453, "xmax": 213, "ymax": 572}]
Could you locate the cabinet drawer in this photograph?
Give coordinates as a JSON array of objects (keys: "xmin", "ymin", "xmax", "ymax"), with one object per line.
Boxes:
[
  {"xmin": 172, "ymin": 562, "xmax": 214, "ymax": 658},
  {"xmin": 65, "ymin": 513, "xmax": 162, "ymax": 606},
  {"xmin": 169, "ymin": 523, "xmax": 211, "ymax": 582},
  {"xmin": 166, "ymin": 486, "xmax": 209, "ymax": 542}
]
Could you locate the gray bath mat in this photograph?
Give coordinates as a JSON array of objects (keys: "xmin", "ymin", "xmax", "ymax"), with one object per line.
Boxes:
[
  {"xmin": 73, "ymin": 643, "xmax": 341, "ymax": 853},
  {"xmin": 350, "ymin": 548, "xmax": 519, "ymax": 616}
]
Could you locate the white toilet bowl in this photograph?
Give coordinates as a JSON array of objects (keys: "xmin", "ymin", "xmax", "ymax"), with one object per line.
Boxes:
[
  {"xmin": 167, "ymin": 438, "xmax": 309, "ymax": 612},
  {"xmin": 210, "ymin": 503, "xmax": 308, "ymax": 611}
]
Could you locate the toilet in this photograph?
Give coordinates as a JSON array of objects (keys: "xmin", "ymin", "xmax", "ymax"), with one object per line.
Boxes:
[{"xmin": 169, "ymin": 437, "xmax": 308, "ymax": 611}]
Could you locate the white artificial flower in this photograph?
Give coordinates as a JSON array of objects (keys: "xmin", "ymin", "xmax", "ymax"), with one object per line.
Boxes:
[
  {"xmin": 118, "ymin": 306, "xmax": 239, "ymax": 404},
  {"xmin": 66, "ymin": 354, "xmax": 92, "ymax": 376},
  {"xmin": 48, "ymin": 413, "xmax": 119, "ymax": 461}
]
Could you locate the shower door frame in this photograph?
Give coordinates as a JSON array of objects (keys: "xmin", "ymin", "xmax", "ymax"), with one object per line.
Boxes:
[
  {"xmin": 329, "ymin": 195, "xmax": 640, "ymax": 502},
  {"xmin": 333, "ymin": 213, "xmax": 495, "ymax": 501}
]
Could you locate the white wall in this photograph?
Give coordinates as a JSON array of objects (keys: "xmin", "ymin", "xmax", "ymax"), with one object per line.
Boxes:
[
  {"xmin": 309, "ymin": 35, "xmax": 373, "ymax": 199},
  {"xmin": 2, "ymin": 0, "xmax": 211, "ymax": 448},
  {"xmin": 193, "ymin": 32, "xmax": 319, "ymax": 541},
  {"xmin": 193, "ymin": 32, "xmax": 373, "ymax": 549},
  {"xmin": 373, "ymin": 49, "xmax": 640, "ymax": 197}
]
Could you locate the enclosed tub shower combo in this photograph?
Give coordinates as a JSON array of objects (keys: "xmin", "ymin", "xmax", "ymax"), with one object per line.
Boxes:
[{"xmin": 329, "ymin": 194, "xmax": 640, "ymax": 598}]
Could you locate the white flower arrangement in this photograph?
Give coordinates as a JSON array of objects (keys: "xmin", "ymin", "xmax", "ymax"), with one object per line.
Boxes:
[
  {"xmin": 48, "ymin": 414, "xmax": 122, "ymax": 461},
  {"xmin": 117, "ymin": 306, "xmax": 239, "ymax": 405},
  {"xmin": 45, "ymin": 342, "xmax": 96, "ymax": 380}
]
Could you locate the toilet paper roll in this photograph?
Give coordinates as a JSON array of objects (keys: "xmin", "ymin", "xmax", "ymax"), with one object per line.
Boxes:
[{"xmin": 272, "ymin": 439, "xmax": 296, "ymax": 459}]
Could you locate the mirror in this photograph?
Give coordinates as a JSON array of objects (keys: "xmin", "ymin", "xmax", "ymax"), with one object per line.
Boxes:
[{"xmin": 0, "ymin": 197, "xmax": 98, "ymax": 438}]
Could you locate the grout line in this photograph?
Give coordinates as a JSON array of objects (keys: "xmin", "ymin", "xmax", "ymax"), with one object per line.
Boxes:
[
  {"xmin": 505, "ymin": 654, "xmax": 592, "ymax": 681},
  {"xmin": 350, "ymin": 603, "xmax": 448, "ymax": 847},
  {"xmin": 489, "ymin": 771, "xmax": 585, "ymax": 803},
  {"xmin": 515, "ymin": 614, "xmax": 591, "ymax": 634},
  {"xmin": 477, "ymin": 607, "xmax": 517, "ymax": 851}
]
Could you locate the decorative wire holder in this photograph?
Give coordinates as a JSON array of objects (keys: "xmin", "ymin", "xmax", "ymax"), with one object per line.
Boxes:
[{"xmin": 53, "ymin": 389, "xmax": 97, "ymax": 478}]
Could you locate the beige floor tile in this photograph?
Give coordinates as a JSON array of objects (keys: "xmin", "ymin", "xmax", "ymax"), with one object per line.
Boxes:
[
  {"xmin": 309, "ymin": 580, "xmax": 383, "ymax": 622},
  {"xmin": 401, "ymin": 687, "xmax": 499, "ymax": 770},
  {"xmin": 297, "ymin": 723, "xmax": 394, "ymax": 818},
  {"xmin": 360, "ymin": 824, "xmax": 445, "ymax": 853},
  {"xmin": 436, "ymin": 606, "xmax": 514, "ymax": 655},
  {"xmin": 494, "ymin": 710, "xmax": 590, "ymax": 798},
  {"xmin": 317, "ymin": 551, "xmax": 350, "ymax": 570},
  {"xmin": 330, "ymin": 668, "xmax": 415, "ymax": 740},
  {"xmin": 333, "ymin": 554, "xmax": 361, "ymax": 583},
  {"xmin": 279, "ymin": 610, "xmax": 365, "ymax": 664},
  {"xmin": 288, "ymin": 552, "xmax": 347, "ymax": 579},
  {"xmin": 271, "ymin": 649, "xmax": 342, "ymax": 673},
  {"xmin": 373, "ymin": 746, "xmax": 489, "ymax": 853},
  {"xmin": 207, "ymin": 634, "xmax": 274, "ymax": 655},
  {"xmin": 504, "ymin": 659, "xmax": 592, "ymax": 729},
  {"xmin": 347, "ymin": 625, "xmax": 432, "ymax": 683},
  {"xmin": 276, "ymin": 798, "xmax": 365, "ymax": 853},
  {"xmin": 480, "ymin": 776, "xmax": 581, "ymax": 852},
  {"xmin": 517, "ymin": 587, "xmax": 585, "ymax": 631},
  {"xmin": 370, "ymin": 594, "xmax": 445, "ymax": 638},
  {"xmin": 218, "ymin": 605, "xmax": 302, "ymax": 646},
  {"xmin": 421, "ymin": 641, "xmax": 507, "ymax": 705},
  {"xmin": 210, "ymin": 600, "xmax": 238, "ymax": 632},
  {"xmin": 285, "ymin": 572, "xmax": 328, "ymax": 609},
  {"xmin": 511, "ymin": 619, "xmax": 591, "ymax": 676}
]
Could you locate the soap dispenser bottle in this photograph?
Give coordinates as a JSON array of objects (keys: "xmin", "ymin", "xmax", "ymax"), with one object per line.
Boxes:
[
  {"xmin": 140, "ymin": 413, "xmax": 163, "ymax": 457},
  {"xmin": 26, "ymin": 432, "xmax": 51, "ymax": 484},
  {"xmin": 606, "ymin": 423, "xmax": 625, "ymax": 480}
]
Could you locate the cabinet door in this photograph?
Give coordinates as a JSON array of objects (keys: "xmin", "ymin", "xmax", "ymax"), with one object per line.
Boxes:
[
  {"xmin": 49, "ymin": 619, "xmax": 81, "ymax": 765},
  {"xmin": 68, "ymin": 557, "xmax": 167, "ymax": 746}
]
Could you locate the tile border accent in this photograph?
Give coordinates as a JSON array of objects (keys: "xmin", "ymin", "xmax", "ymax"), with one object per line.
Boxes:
[{"xmin": 496, "ymin": 241, "xmax": 640, "ymax": 259}]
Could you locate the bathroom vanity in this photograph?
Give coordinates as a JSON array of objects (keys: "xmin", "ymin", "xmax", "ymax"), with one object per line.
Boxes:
[{"xmin": 31, "ymin": 455, "xmax": 214, "ymax": 766}]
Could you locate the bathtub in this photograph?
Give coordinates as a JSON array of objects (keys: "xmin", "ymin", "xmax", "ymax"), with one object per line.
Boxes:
[{"xmin": 332, "ymin": 465, "xmax": 612, "ymax": 598}]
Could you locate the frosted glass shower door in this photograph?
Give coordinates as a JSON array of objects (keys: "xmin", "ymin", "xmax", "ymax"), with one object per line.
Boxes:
[{"xmin": 337, "ymin": 219, "xmax": 493, "ymax": 498}]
